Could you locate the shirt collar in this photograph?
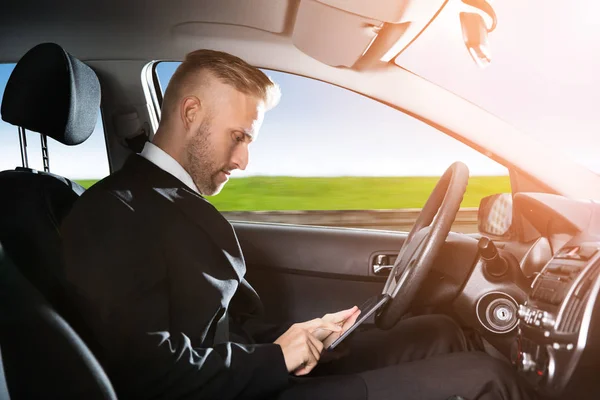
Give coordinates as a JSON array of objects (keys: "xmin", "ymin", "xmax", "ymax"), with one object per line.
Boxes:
[{"xmin": 140, "ymin": 142, "xmax": 200, "ymax": 194}]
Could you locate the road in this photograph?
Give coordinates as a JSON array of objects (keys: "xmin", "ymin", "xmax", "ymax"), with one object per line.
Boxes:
[{"xmin": 223, "ymin": 208, "xmax": 479, "ymax": 234}]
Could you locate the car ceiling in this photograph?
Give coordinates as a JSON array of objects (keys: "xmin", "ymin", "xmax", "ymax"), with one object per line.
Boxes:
[
  {"xmin": 0, "ymin": 0, "xmax": 446, "ymax": 65},
  {"xmin": 0, "ymin": 0, "xmax": 290, "ymax": 61}
]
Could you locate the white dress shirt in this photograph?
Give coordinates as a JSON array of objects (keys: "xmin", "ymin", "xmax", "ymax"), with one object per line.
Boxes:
[{"xmin": 140, "ymin": 142, "xmax": 200, "ymax": 194}]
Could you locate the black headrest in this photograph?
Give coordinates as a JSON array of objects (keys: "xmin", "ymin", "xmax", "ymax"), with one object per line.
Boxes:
[{"xmin": 1, "ymin": 43, "xmax": 101, "ymax": 145}]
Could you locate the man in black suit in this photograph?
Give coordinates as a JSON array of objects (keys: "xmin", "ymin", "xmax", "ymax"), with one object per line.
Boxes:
[{"xmin": 61, "ymin": 50, "xmax": 536, "ymax": 400}]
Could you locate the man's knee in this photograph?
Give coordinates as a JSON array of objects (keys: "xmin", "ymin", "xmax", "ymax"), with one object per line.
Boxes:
[
  {"xmin": 455, "ymin": 352, "xmax": 533, "ymax": 400},
  {"xmin": 398, "ymin": 314, "xmax": 468, "ymax": 353},
  {"xmin": 420, "ymin": 314, "xmax": 463, "ymax": 336},
  {"xmin": 460, "ymin": 352, "xmax": 512, "ymax": 380},
  {"xmin": 358, "ymin": 351, "xmax": 532, "ymax": 400}
]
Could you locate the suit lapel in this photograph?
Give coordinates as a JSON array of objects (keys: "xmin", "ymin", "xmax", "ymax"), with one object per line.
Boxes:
[
  {"xmin": 168, "ymin": 190, "xmax": 265, "ymax": 316},
  {"xmin": 168, "ymin": 185, "xmax": 246, "ymax": 281},
  {"xmin": 128, "ymin": 156, "xmax": 245, "ymax": 280},
  {"xmin": 125, "ymin": 156, "xmax": 263, "ymax": 315}
]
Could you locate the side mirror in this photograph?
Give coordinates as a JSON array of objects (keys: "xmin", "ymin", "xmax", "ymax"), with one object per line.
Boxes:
[{"xmin": 478, "ymin": 193, "xmax": 513, "ymax": 237}]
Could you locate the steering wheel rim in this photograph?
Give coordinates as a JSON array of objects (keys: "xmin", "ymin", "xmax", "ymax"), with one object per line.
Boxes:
[{"xmin": 376, "ymin": 162, "xmax": 470, "ymax": 329}]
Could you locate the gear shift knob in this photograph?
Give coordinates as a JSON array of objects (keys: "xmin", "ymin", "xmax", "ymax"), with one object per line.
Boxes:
[{"xmin": 478, "ymin": 237, "xmax": 508, "ymax": 277}]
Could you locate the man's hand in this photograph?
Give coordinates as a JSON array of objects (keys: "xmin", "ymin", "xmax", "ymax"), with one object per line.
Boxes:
[
  {"xmin": 313, "ymin": 306, "xmax": 361, "ymax": 349},
  {"xmin": 274, "ymin": 319, "xmax": 341, "ymax": 376}
]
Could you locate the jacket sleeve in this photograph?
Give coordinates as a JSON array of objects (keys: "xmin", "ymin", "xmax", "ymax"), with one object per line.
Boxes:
[
  {"xmin": 234, "ymin": 315, "xmax": 294, "ymax": 344},
  {"xmin": 128, "ymin": 332, "xmax": 290, "ymax": 400},
  {"xmin": 228, "ymin": 278, "xmax": 294, "ymax": 344},
  {"xmin": 61, "ymin": 189, "xmax": 290, "ymax": 400}
]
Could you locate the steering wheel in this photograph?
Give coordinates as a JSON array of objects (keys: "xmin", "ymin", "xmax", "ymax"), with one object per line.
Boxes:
[{"xmin": 376, "ymin": 162, "xmax": 470, "ymax": 329}]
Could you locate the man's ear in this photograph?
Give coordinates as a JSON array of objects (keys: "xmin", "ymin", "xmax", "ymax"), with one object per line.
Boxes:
[{"xmin": 180, "ymin": 96, "xmax": 202, "ymax": 133}]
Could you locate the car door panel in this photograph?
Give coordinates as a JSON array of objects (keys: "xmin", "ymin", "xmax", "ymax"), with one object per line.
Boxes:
[
  {"xmin": 234, "ymin": 222, "xmax": 478, "ymax": 324},
  {"xmin": 234, "ymin": 222, "xmax": 405, "ymax": 323},
  {"xmin": 235, "ymin": 222, "xmax": 407, "ymax": 277}
]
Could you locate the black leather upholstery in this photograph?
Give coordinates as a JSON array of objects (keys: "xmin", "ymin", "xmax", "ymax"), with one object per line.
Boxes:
[
  {"xmin": 0, "ymin": 168, "xmax": 84, "ymax": 306},
  {"xmin": 0, "ymin": 44, "xmax": 111, "ymax": 397},
  {"xmin": 0, "ymin": 242, "xmax": 117, "ymax": 399},
  {"xmin": 1, "ymin": 42, "xmax": 101, "ymax": 145},
  {"xmin": 0, "ymin": 42, "xmax": 97, "ymax": 302},
  {"xmin": 0, "ymin": 345, "xmax": 9, "ymax": 400}
]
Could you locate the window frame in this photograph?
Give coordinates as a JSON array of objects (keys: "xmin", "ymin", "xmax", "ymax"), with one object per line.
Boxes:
[{"xmin": 144, "ymin": 61, "xmax": 523, "ymax": 235}]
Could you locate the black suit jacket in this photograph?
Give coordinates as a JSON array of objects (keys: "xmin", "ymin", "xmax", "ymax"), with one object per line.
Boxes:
[{"xmin": 61, "ymin": 155, "xmax": 290, "ymax": 400}]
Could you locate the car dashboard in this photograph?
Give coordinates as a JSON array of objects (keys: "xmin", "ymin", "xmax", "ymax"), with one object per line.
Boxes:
[{"xmin": 511, "ymin": 193, "xmax": 600, "ymax": 399}]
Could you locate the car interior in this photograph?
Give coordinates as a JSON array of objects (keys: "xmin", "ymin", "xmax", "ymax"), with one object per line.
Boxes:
[{"xmin": 1, "ymin": 0, "xmax": 600, "ymax": 399}]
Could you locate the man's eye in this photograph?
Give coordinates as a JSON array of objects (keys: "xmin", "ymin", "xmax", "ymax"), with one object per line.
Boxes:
[{"xmin": 234, "ymin": 133, "xmax": 245, "ymax": 143}]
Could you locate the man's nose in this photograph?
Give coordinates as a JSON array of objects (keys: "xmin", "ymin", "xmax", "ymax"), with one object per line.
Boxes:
[{"xmin": 231, "ymin": 144, "xmax": 249, "ymax": 171}]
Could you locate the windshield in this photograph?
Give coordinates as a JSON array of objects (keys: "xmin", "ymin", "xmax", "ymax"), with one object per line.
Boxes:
[{"xmin": 396, "ymin": 0, "xmax": 600, "ymax": 173}]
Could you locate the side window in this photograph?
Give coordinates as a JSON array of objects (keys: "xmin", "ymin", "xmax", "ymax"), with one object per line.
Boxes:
[
  {"xmin": 155, "ymin": 62, "xmax": 511, "ymax": 233},
  {"xmin": 0, "ymin": 63, "xmax": 109, "ymax": 188}
]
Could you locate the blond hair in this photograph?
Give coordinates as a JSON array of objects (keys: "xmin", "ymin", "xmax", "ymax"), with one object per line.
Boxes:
[{"xmin": 161, "ymin": 49, "xmax": 281, "ymax": 121}]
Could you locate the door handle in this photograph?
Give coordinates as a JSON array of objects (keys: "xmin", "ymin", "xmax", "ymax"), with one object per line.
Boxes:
[{"xmin": 372, "ymin": 254, "xmax": 396, "ymax": 276}]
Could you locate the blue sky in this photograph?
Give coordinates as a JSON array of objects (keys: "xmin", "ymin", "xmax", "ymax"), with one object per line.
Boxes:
[
  {"xmin": 0, "ymin": 61, "xmax": 507, "ymax": 179},
  {"xmin": 156, "ymin": 63, "xmax": 507, "ymax": 179}
]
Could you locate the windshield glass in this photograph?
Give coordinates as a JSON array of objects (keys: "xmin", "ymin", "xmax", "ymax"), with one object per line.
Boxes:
[{"xmin": 396, "ymin": 0, "xmax": 600, "ymax": 173}]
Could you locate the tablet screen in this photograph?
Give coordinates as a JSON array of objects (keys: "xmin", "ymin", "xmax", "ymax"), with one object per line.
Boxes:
[{"xmin": 327, "ymin": 294, "xmax": 390, "ymax": 350}]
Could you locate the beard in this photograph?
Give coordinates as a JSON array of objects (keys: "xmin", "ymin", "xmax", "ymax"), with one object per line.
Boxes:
[{"xmin": 186, "ymin": 119, "xmax": 224, "ymax": 196}]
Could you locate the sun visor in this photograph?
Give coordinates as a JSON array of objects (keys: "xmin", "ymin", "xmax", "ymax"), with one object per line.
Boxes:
[
  {"xmin": 316, "ymin": 0, "xmax": 413, "ymax": 23},
  {"xmin": 293, "ymin": 0, "xmax": 382, "ymax": 67},
  {"xmin": 292, "ymin": 0, "xmax": 446, "ymax": 68}
]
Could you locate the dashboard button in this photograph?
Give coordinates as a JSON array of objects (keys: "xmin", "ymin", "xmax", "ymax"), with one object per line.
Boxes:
[
  {"xmin": 518, "ymin": 305, "xmax": 529, "ymax": 319},
  {"xmin": 544, "ymin": 280, "xmax": 559, "ymax": 290},
  {"xmin": 561, "ymin": 264, "xmax": 582, "ymax": 274},
  {"xmin": 542, "ymin": 289, "xmax": 555, "ymax": 302},
  {"xmin": 521, "ymin": 352, "xmax": 537, "ymax": 372},
  {"xmin": 556, "ymin": 246, "xmax": 580, "ymax": 259},
  {"xmin": 546, "ymin": 263, "xmax": 563, "ymax": 272},
  {"xmin": 550, "ymin": 293, "xmax": 562, "ymax": 305},
  {"xmin": 541, "ymin": 313, "xmax": 556, "ymax": 328}
]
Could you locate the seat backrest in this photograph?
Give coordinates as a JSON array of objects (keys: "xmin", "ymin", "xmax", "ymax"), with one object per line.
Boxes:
[
  {"xmin": 0, "ymin": 242, "xmax": 117, "ymax": 400},
  {"xmin": 0, "ymin": 345, "xmax": 10, "ymax": 400},
  {"xmin": 0, "ymin": 42, "xmax": 100, "ymax": 307},
  {"xmin": 0, "ymin": 168, "xmax": 85, "ymax": 308}
]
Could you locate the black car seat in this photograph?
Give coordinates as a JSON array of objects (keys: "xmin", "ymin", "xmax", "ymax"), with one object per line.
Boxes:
[
  {"xmin": 0, "ymin": 346, "xmax": 9, "ymax": 399},
  {"xmin": 0, "ymin": 42, "xmax": 100, "ymax": 312},
  {"xmin": 0, "ymin": 241, "xmax": 117, "ymax": 399}
]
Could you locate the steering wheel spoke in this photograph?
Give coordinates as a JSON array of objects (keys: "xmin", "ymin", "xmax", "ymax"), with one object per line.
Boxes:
[{"xmin": 376, "ymin": 162, "xmax": 469, "ymax": 330}]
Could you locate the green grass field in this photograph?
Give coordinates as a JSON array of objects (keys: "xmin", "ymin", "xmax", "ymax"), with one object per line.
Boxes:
[
  {"xmin": 75, "ymin": 176, "xmax": 510, "ymax": 211},
  {"xmin": 76, "ymin": 180, "xmax": 101, "ymax": 190}
]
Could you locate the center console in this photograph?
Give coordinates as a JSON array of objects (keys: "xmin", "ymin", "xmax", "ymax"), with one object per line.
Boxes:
[{"xmin": 514, "ymin": 242, "xmax": 600, "ymax": 397}]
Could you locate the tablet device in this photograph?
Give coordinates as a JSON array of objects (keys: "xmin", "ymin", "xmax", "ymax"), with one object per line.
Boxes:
[{"xmin": 327, "ymin": 294, "xmax": 390, "ymax": 350}]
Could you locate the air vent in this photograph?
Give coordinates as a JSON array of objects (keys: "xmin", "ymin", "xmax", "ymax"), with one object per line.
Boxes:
[
  {"xmin": 557, "ymin": 293, "xmax": 588, "ymax": 333},
  {"xmin": 557, "ymin": 262, "xmax": 600, "ymax": 333}
]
